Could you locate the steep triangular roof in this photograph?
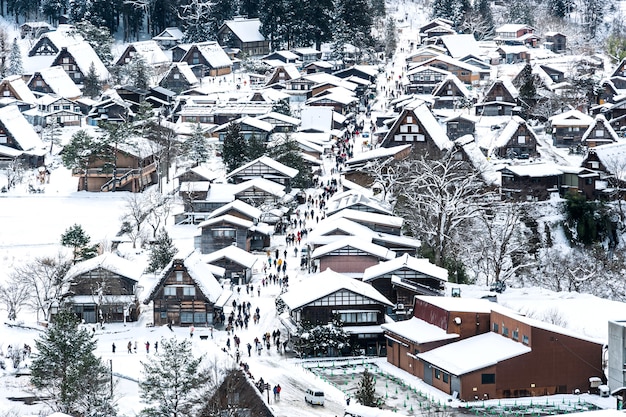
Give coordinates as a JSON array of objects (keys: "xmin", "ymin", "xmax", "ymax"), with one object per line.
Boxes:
[
  {"xmin": 65, "ymin": 253, "xmax": 143, "ymax": 283},
  {"xmin": 220, "ymin": 18, "xmax": 265, "ymax": 43},
  {"xmin": 226, "ymin": 155, "xmax": 298, "ymax": 179},
  {"xmin": 31, "ymin": 66, "xmax": 82, "ymax": 98},
  {"xmin": 382, "ymin": 101, "xmax": 454, "ymax": 151},
  {"xmin": 362, "ymin": 253, "xmax": 448, "ymax": 282},
  {"xmin": 581, "ymin": 114, "xmax": 619, "ymax": 144},
  {"xmin": 59, "ymin": 43, "xmax": 110, "ymax": 82},
  {"xmin": 0, "ymin": 105, "xmax": 44, "ymax": 152},
  {"xmin": 201, "ymin": 245, "xmax": 259, "ymax": 268},
  {"xmin": 311, "ymin": 236, "xmax": 397, "ymax": 260}
]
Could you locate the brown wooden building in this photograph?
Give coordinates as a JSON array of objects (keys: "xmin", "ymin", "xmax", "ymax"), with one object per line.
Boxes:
[
  {"xmin": 310, "ymin": 236, "xmax": 397, "ymax": 277},
  {"xmin": 200, "ymin": 369, "xmax": 275, "ymax": 417},
  {"xmin": 143, "ymin": 251, "xmax": 226, "ymax": 327},
  {"xmin": 64, "ymin": 253, "xmax": 143, "ymax": 324}
]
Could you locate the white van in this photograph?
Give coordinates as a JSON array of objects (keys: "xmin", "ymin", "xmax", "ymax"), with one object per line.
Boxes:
[{"xmin": 305, "ymin": 389, "xmax": 325, "ymax": 406}]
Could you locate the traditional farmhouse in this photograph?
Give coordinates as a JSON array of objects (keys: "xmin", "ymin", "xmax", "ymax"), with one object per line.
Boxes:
[
  {"xmin": 142, "ymin": 251, "xmax": 226, "ymax": 327},
  {"xmin": 159, "ymin": 62, "xmax": 199, "ymax": 93},
  {"xmin": 25, "ymin": 95, "xmax": 83, "ymax": 127},
  {"xmin": 475, "ymin": 78, "xmax": 519, "ymax": 116},
  {"xmin": 499, "ymin": 163, "xmax": 562, "ymax": 201},
  {"xmin": 200, "ymin": 369, "xmax": 275, "ymax": 417},
  {"xmin": 216, "ymin": 18, "xmax": 269, "ymax": 56},
  {"xmin": 115, "ymin": 40, "xmax": 169, "ymax": 67},
  {"xmin": 20, "ymin": 21, "xmax": 52, "ymax": 39},
  {"xmin": 64, "ymin": 253, "xmax": 143, "ymax": 324},
  {"xmin": 310, "ymin": 236, "xmax": 396, "ymax": 277},
  {"xmin": 581, "ymin": 114, "xmax": 619, "ymax": 148},
  {"xmin": 202, "ymin": 245, "xmax": 259, "ymax": 284},
  {"xmin": 28, "ymin": 66, "xmax": 82, "ymax": 99},
  {"xmin": 432, "ymin": 74, "xmax": 474, "ymax": 110},
  {"xmin": 52, "ymin": 43, "xmax": 110, "ymax": 85},
  {"xmin": 279, "ymin": 268, "xmax": 393, "ymax": 356},
  {"xmin": 180, "ymin": 42, "xmax": 233, "ymax": 77},
  {"xmin": 544, "ymin": 32, "xmax": 567, "ymax": 53},
  {"xmin": 0, "ymin": 105, "xmax": 46, "ymax": 167},
  {"xmin": 226, "ymin": 156, "xmax": 298, "ymax": 187},
  {"xmin": 0, "ymin": 75, "xmax": 37, "ymax": 105},
  {"xmin": 152, "ymin": 27, "xmax": 184, "ymax": 49},
  {"xmin": 491, "ymin": 116, "xmax": 539, "ymax": 159},
  {"xmin": 548, "ymin": 109, "xmax": 594, "ymax": 148},
  {"xmin": 28, "ymin": 24, "xmax": 83, "ymax": 56},
  {"xmin": 444, "ymin": 113, "xmax": 477, "ymax": 141}
]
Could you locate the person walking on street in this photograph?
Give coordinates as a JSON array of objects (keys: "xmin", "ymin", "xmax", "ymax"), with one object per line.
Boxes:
[
  {"xmin": 112, "ymin": 343, "xmax": 116, "ymax": 353},
  {"xmin": 145, "ymin": 341, "xmax": 150, "ymax": 354},
  {"xmin": 154, "ymin": 341, "xmax": 158, "ymax": 353},
  {"xmin": 247, "ymin": 342, "xmax": 252, "ymax": 357},
  {"xmin": 190, "ymin": 325, "xmax": 195, "ymax": 338},
  {"xmin": 276, "ymin": 384, "xmax": 281, "ymax": 399},
  {"xmin": 127, "ymin": 341, "xmax": 132, "ymax": 354}
]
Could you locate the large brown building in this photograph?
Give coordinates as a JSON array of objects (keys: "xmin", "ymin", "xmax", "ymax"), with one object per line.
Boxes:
[{"xmin": 383, "ymin": 296, "xmax": 604, "ymax": 401}]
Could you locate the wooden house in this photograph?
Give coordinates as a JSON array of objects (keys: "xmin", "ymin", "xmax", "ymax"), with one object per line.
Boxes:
[
  {"xmin": 548, "ymin": 109, "xmax": 594, "ymax": 148},
  {"xmin": 581, "ymin": 114, "xmax": 619, "ymax": 148},
  {"xmin": 64, "ymin": 253, "xmax": 143, "ymax": 324},
  {"xmin": 495, "ymin": 24, "xmax": 535, "ymax": 44},
  {"xmin": 581, "ymin": 142, "xmax": 626, "ymax": 197},
  {"xmin": 279, "ymin": 268, "xmax": 393, "ymax": 356},
  {"xmin": 544, "ymin": 32, "xmax": 567, "ymax": 53},
  {"xmin": 405, "ymin": 45, "xmax": 447, "ymax": 65},
  {"xmin": 142, "ymin": 251, "xmax": 225, "ymax": 327},
  {"xmin": 475, "ymin": 79, "xmax": 519, "ymax": 116},
  {"xmin": 196, "ymin": 214, "xmax": 254, "ymax": 254},
  {"xmin": 52, "ymin": 43, "xmax": 110, "ymax": 85},
  {"xmin": 405, "ymin": 66, "xmax": 450, "ymax": 94},
  {"xmin": 262, "ymin": 50, "xmax": 299, "ymax": 64},
  {"xmin": 216, "ymin": 18, "xmax": 269, "ymax": 56},
  {"xmin": 559, "ymin": 166, "xmax": 598, "ymax": 200},
  {"xmin": 25, "ymin": 95, "xmax": 83, "ymax": 127},
  {"xmin": 379, "ymin": 101, "xmax": 454, "ymax": 158},
  {"xmin": 499, "ymin": 163, "xmax": 562, "ymax": 201},
  {"xmin": 200, "ymin": 369, "xmax": 275, "ymax": 417},
  {"xmin": 72, "ymin": 136, "xmax": 159, "ymax": 192},
  {"xmin": 180, "ymin": 42, "xmax": 233, "ymax": 77},
  {"xmin": 207, "ymin": 200, "xmax": 262, "ymax": 223},
  {"xmin": 226, "ymin": 155, "xmax": 298, "ymax": 187},
  {"xmin": 432, "ymin": 74, "xmax": 474, "ymax": 110},
  {"xmin": 158, "ymin": 62, "xmax": 199, "ymax": 94},
  {"xmin": 303, "ymin": 61, "xmax": 333, "ymax": 74},
  {"xmin": 213, "ymin": 117, "xmax": 274, "ymax": 142},
  {"xmin": 0, "ymin": 105, "xmax": 46, "ymax": 167},
  {"xmin": 413, "ymin": 55, "xmax": 483, "ymax": 85},
  {"xmin": 343, "ymin": 144, "xmax": 412, "ymax": 187},
  {"xmin": 0, "ymin": 75, "xmax": 37, "ymax": 105},
  {"xmin": 28, "ymin": 25, "xmax": 83, "ymax": 56},
  {"xmin": 418, "ymin": 18, "xmax": 454, "ymax": 44},
  {"xmin": 495, "ymin": 45, "xmax": 531, "ymax": 64},
  {"xmin": 201, "ymin": 245, "xmax": 259, "ymax": 284},
  {"xmin": 232, "ymin": 178, "xmax": 287, "ymax": 206},
  {"xmin": 292, "ymin": 47, "xmax": 322, "ymax": 66},
  {"xmin": 28, "ymin": 66, "xmax": 82, "ymax": 99},
  {"xmin": 174, "ymin": 164, "xmax": 219, "ymax": 184},
  {"xmin": 115, "ymin": 40, "xmax": 169, "ymax": 67},
  {"xmin": 362, "ymin": 254, "xmax": 448, "ymax": 311},
  {"xmin": 86, "ymin": 90, "xmax": 133, "ymax": 125},
  {"xmin": 491, "ymin": 116, "xmax": 539, "ymax": 158},
  {"xmin": 444, "ymin": 113, "xmax": 477, "ymax": 141},
  {"xmin": 152, "ymin": 27, "xmax": 184, "ymax": 49},
  {"xmin": 265, "ymin": 64, "xmax": 301, "ymax": 87},
  {"xmin": 326, "ymin": 208, "xmax": 404, "ymax": 236},
  {"xmin": 325, "ymin": 191, "xmax": 394, "ymax": 216},
  {"xmin": 310, "ymin": 236, "xmax": 396, "ymax": 277},
  {"xmin": 256, "ymin": 112, "xmax": 301, "ymax": 133},
  {"xmin": 20, "ymin": 21, "xmax": 52, "ymax": 39}
]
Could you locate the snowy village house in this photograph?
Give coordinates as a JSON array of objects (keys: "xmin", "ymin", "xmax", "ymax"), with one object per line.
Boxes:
[
  {"xmin": 25, "ymin": 94, "xmax": 83, "ymax": 128},
  {"xmin": 544, "ymin": 32, "xmax": 567, "ymax": 53},
  {"xmin": 384, "ymin": 296, "xmax": 603, "ymax": 401},
  {"xmin": 201, "ymin": 369, "xmax": 275, "ymax": 417},
  {"xmin": 581, "ymin": 141, "xmax": 626, "ymax": 199},
  {"xmin": 28, "ymin": 24, "xmax": 83, "ymax": 57},
  {"xmin": 362, "ymin": 254, "xmax": 448, "ymax": 317},
  {"xmin": 152, "ymin": 27, "xmax": 184, "ymax": 49},
  {"xmin": 213, "ymin": 117, "xmax": 274, "ymax": 142},
  {"xmin": 475, "ymin": 78, "xmax": 519, "ymax": 117},
  {"xmin": 498, "ymin": 163, "xmax": 562, "ymax": 201},
  {"xmin": 494, "ymin": 24, "xmax": 537, "ymax": 46},
  {"xmin": 278, "ymin": 268, "xmax": 394, "ymax": 356},
  {"xmin": 115, "ymin": 40, "xmax": 170, "ymax": 68},
  {"xmin": 444, "ymin": 113, "xmax": 477, "ymax": 141},
  {"xmin": 52, "ymin": 43, "xmax": 110, "ymax": 86},
  {"xmin": 143, "ymin": 251, "xmax": 226, "ymax": 328},
  {"xmin": 226, "ymin": 156, "xmax": 298, "ymax": 189},
  {"xmin": 201, "ymin": 245, "xmax": 258, "ymax": 285},
  {"xmin": 0, "ymin": 104, "xmax": 46, "ymax": 167},
  {"xmin": 490, "ymin": 115, "xmax": 539, "ymax": 159},
  {"xmin": 195, "ymin": 213, "xmax": 271, "ymax": 254},
  {"xmin": 0, "ymin": 75, "xmax": 37, "ymax": 108},
  {"xmin": 410, "ymin": 55, "xmax": 483, "ymax": 85},
  {"xmin": 27, "ymin": 66, "xmax": 82, "ymax": 100},
  {"xmin": 580, "ymin": 114, "xmax": 619, "ymax": 148},
  {"xmin": 63, "ymin": 253, "xmax": 142, "ymax": 324},
  {"xmin": 431, "ymin": 74, "xmax": 475, "ymax": 110},
  {"xmin": 158, "ymin": 62, "xmax": 199, "ymax": 94},
  {"xmin": 342, "ymin": 144, "xmax": 412, "ymax": 187},
  {"xmin": 548, "ymin": 109, "xmax": 594, "ymax": 148},
  {"xmin": 20, "ymin": 21, "xmax": 52, "ymax": 39},
  {"xmin": 73, "ymin": 136, "xmax": 159, "ymax": 192},
  {"xmin": 216, "ymin": 17, "xmax": 270, "ymax": 57},
  {"xmin": 180, "ymin": 41, "xmax": 233, "ymax": 77}
]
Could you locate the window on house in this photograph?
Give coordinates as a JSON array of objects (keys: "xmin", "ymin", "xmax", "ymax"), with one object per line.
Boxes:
[
  {"xmin": 193, "ymin": 312, "xmax": 205, "ymax": 323},
  {"xmin": 595, "ymin": 130, "xmax": 604, "ymax": 137},
  {"xmin": 183, "ymin": 287, "xmax": 196, "ymax": 296},
  {"xmin": 160, "ymin": 312, "xmax": 167, "ymax": 319},
  {"xmin": 164, "ymin": 286, "xmax": 176, "ymax": 296},
  {"xmin": 513, "ymin": 330, "xmax": 519, "ymax": 341},
  {"xmin": 180, "ymin": 312, "xmax": 193, "ymax": 323},
  {"xmin": 482, "ymin": 374, "xmax": 496, "ymax": 384},
  {"xmin": 590, "ymin": 161, "xmax": 599, "ymax": 169},
  {"xmin": 212, "ymin": 228, "xmax": 236, "ymax": 238},
  {"xmin": 517, "ymin": 136, "xmax": 526, "ymax": 144},
  {"xmin": 435, "ymin": 369, "xmax": 441, "ymax": 379},
  {"xmin": 502, "ymin": 325, "xmax": 509, "ymax": 336},
  {"xmin": 443, "ymin": 372, "xmax": 449, "ymax": 383},
  {"xmin": 406, "ymin": 116, "xmax": 413, "ymax": 123},
  {"xmin": 496, "ymin": 96, "xmax": 503, "ymax": 101},
  {"xmin": 173, "ymin": 73, "xmax": 180, "ymax": 79},
  {"xmin": 35, "ymin": 80, "xmax": 43, "ymax": 86},
  {"xmin": 176, "ymin": 271, "xmax": 183, "ymax": 281},
  {"xmin": 416, "ymin": 134, "xmax": 425, "ymax": 142},
  {"xmin": 522, "ymin": 335, "xmax": 529, "ymax": 345},
  {"xmin": 493, "ymin": 323, "xmax": 499, "ymax": 333},
  {"xmin": 387, "ymin": 338, "xmax": 394, "ymax": 347}
]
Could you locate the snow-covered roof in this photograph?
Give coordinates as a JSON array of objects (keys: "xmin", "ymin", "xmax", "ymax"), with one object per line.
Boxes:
[
  {"xmin": 326, "ymin": 192, "xmax": 394, "ymax": 216},
  {"xmin": 121, "ymin": 40, "xmax": 169, "ymax": 65},
  {"xmin": 207, "ymin": 199, "xmax": 262, "ymax": 221},
  {"xmin": 501, "ymin": 163, "xmax": 564, "ymax": 178},
  {"xmin": 419, "ymin": 54, "xmax": 484, "ymax": 74},
  {"xmin": 548, "ymin": 109, "xmax": 593, "ymax": 126},
  {"xmin": 197, "ymin": 214, "xmax": 254, "ymax": 230},
  {"xmin": 30, "ymin": 25, "xmax": 83, "ymax": 54},
  {"xmin": 142, "ymin": 251, "xmax": 223, "ymax": 304},
  {"xmin": 417, "ymin": 331, "xmax": 531, "ymax": 375},
  {"xmin": 581, "ymin": 114, "xmax": 619, "ymax": 143},
  {"xmin": 221, "ymin": 18, "xmax": 265, "ymax": 43},
  {"xmin": 431, "ymin": 74, "xmax": 472, "ymax": 98},
  {"xmin": 345, "ymin": 144, "xmax": 411, "ymax": 166},
  {"xmin": 153, "ymin": 27, "xmax": 184, "ymax": 42},
  {"xmin": 493, "ymin": 116, "xmax": 538, "ymax": 149},
  {"xmin": 33, "ymin": 66, "xmax": 82, "ymax": 98},
  {"xmin": 382, "ymin": 316, "xmax": 460, "ymax": 344},
  {"xmin": 201, "ymin": 245, "xmax": 259, "ymax": 269},
  {"xmin": 299, "ymin": 106, "xmax": 334, "ymax": 132},
  {"xmin": 195, "ymin": 42, "xmax": 232, "ymax": 69},
  {"xmin": 3, "ymin": 75, "xmax": 37, "ymax": 104},
  {"xmin": 61, "ymin": 43, "xmax": 110, "ymax": 82},
  {"xmin": 415, "ymin": 295, "xmax": 495, "ymax": 313},
  {"xmin": 227, "ymin": 155, "xmax": 298, "ymax": 179},
  {"xmin": 311, "ymin": 236, "xmax": 397, "ymax": 260},
  {"xmin": 401, "ymin": 102, "xmax": 453, "ymax": 151},
  {"xmin": 439, "ymin": 34, "xmax": 482, "ymax": 58},
  {"xmin": 0, "ymin": 105, "xmax": 44, "ymax": 152},
  {"xmin": 496, "ymin": 24, "xmax": 534, "ymax": 33},
  {"xmin": 362, "ymin": 253, "xmax": 448, "ymax": 282},
  {"xmin": 589, "ymin": 142, "xmax": 626, "ymax": 181},
  {"xmin": 116, "ymin": 136, "xmax": 161, "ymax": 159},
  {"xmin": 455, "ymin": 135, "xmax": 501, "ymax": 186},
  {"xmin": 308, "ymin": 217, "xmax": 377, "ymax": 240},
  {"xmin": 307, "ymin": 91, "xmax": 357, "ymax": 106},
  {"xmin": 173, "ymin": 163, "xmax": 219, "ymax": 181},
  {"xmin": 65, "ymin": 253, "xmax": 143, "ymax": 283},
  {"xmin": 327, "ymin": 208, "xmax": 404, "ymax": 229},
  {"xmin": 256, "ymin": 111, "xmax": 301, "ymax": 126},
  {"xmin": 280, "ymin": 268, "xmax": 393, "ymax": 310},
  {"xmin": 232, "ymin": 177, "xmax": 287, "ymax": 197}
]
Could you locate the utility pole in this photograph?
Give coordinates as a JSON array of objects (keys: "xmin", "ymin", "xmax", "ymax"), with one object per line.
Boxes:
[{"xmin": 109, "ymin": 359, "xmax": 113, "ymax": 397}]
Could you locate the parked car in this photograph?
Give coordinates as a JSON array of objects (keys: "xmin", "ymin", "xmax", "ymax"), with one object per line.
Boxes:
[{"xmin": 305, "ymin": 389, "xmax": 325, "ymax": 406}]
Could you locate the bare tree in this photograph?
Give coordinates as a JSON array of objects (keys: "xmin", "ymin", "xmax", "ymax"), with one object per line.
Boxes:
[
  {"xmin": 395, "ymin": 151, "xmax": 495, "ymax": 266},
  {"xmin": 360, "ymin": 156, "xmax": 407, "ymax": 205},
  {"xmin": 145, "ymin": 192, "xmax": 173, "ymax": 239},
  {"xmin": 0, "ymin": 276, "xmax": 30, "ymax": 320},
  {"xmin": 12, "ymin": 254, "xmax": 72, "ymax": 322},
  {"xmin": 122, "ymin": 193, "xmax": 152, "ymax": 247}
]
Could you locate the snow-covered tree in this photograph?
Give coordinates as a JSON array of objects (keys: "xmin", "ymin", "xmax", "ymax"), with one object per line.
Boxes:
[
  {"xmin": 61, "ymin": 224, "xmax": 93, "ymax": 261},
  {"xmin": 83, "ymin": 62, "xmax": 102, "ymax": 98},
  {"xmin": 271, "ymin": 99, "xmax": 291, "ymax": 116},
  {"xmin": 179, "ymin": 0, "xmax": 213, "ymax": 43},
  {"xmin": 140, "ymin": 338, "xmax": 212, "ymax": 417},
  {"xmin": 395, "ymin": 151, "xmax": 494, "ymax": 267},
  {"xmin": 6, "ymin": 38, "xmax": 22, "ymax": 76},
  {"xmin": 0, "ymin": 27, "xmax": 10, "ymax": 77},
  {"xmin": 221, "ymin": 122, "xmax": 247, "ymax": 173},
  {"xmin": 30, "ymin": 311, "xmax": 116, "ymax": 416},
  {"xmin": 71, "ymin": 21, "xmax": 114, "ymax": 65},
  {"xmin": 41, "ymin": 0, "xmax": 68, "ymax": 24},
  {"xmin": 44, "ymin": 119, "xmax": 62, "ymax": 154},
  {"xmin": 0, "ymin": 275, "xmax": 30, "ymax": 320},
  {"xmin": 294, "ymin": 315, "xmax": 351, "ymax": 357},
  {"xmin": 146, "ymin": 229, "xmax": 177, "ymax": 273},
  {"xmin": 62, "ymin": 130, "xmax": 105, "ymax": 191},
  {"xmin": 384, "ymin": 18, "xmax": 397, "ymax": 58},
  {"xmin": 181, "ymin": 124, "xmax": 210, "ymax": 167},
  {"xmin": 267, "ymin": 135, "xmax": 312, "ymax": 189},
  {"xmin": 355, "ymin": 368, "xmax": 379, "ymax": 407},
  {"xmin": 122, "ymin": 55, "xmax": 152, "ymax": 90}
]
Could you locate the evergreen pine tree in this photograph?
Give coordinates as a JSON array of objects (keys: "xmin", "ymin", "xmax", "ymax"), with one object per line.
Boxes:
[
  {"xmin": 7, "ymin": 38, "xmax": 22, "ymax": 76},
  {"xmin": 147, "ymin": 229, "xmax": 177, "ymax": 273},
  {"xmin": 60, "ymin": 224, "xmax": 91, "ymax": 261},
  {"xmin": 62, "ymin": 130, "xmax": 104, "ymax": 191},
  {"xmin": 83, "ymin": 62, "xmax": 102, "ymax": 98},
  {"xmin": 246, "ymin": 134, "xmax": 267, "ymax": 161},
  {"xmin": 355, "ymin": 368, "xmax": 378, "ymax": 407},
  {"xmin": 44, "ymin": 119, "xmax": 62, "ymax": 154},
  {"xmin": 271, "ymin": 99, "xmax": 291, "ymax": 116},
  {"xmin": 475, "ymin": 0, "xmax": 494, "ymax": 38},
  {"xmin": 72, "ymin": 21, "xmax": 114, "ymax": 65},
  {"xmin": 518, "ymin": 63, "xmax": 536, "ymax": 104},
  {"xmin": 182, "ymin": 124, "xmax": 210, "ymax": 167},
  {"xmin": 123, "ymin": 55, "xmax": 152, "ymax": 90},
  {"xmin": 385, "ymin": 18, "xmax": 397, "ymax": 58},
  {"xmin": 222, "ymin": 122, "xmax": 248, "ymax": 173},
  {"xmin": 140, "ymin": 338, "xmax": 212, "ymax": 417},
  {"xmin": 30, "ymin": 311, "xmax": 116, "ymax": 416},
  {"xmin": 268, "ymin": 137, "xmax": 312, "ymax": 189}
]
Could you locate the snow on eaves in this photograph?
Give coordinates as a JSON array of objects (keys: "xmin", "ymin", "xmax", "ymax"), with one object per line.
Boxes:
[
  {"xmin": 345, "ymin": 144, "xmax": 412, "ymax": 166},
  {"xmin": 280, "ymin": 268, "xmax": 393, "ymax": 311},
  {"xmin": 62, "ymin": 43, "xmax": 110, "ymax": 82},
  {"xmin": 197, "ymin": 214, "xmax": 254, "ymax": 230},
  {"xmin": 311, "ymin": 236, "xmax": 397, "ymax": 261},
  {"xmin": 226, "ymin": 155, "xmax": 298, "ymax": 179},
  {"xmin": 0, "ymin": 105, "xmax": 44, "ymax": 152},
  {"xmin": 455, "ymin": 135, "xmax": 501, "ymax": 186},
  {"xmin": 362, "ymin": 253, "xmax": 448, "ymax": 282},
  {"xmin": 35, "ymin": 66, "xmax": 82, "ymax": 98},
  {"xmin": 207, "ymin": 199, "xmax": 262, "ymax": 221},
  {"xmin": 581, "ymin": 114, "xmax": 619, "ymax": 143},
  {"xmin": 201, "ymin": 245, "xmax": 259, "ymax": 269},
  {"xmin": 221, "ymin": 18, "xmax": 265, "ymax": 43},
  {"xmin": 382, "ymin": 316, "xmax": 460, "ymax": 344},
  {"xmin": 417, "ymin": 331, "xmax": 531, "ymax": 376},
  {"xmin": 326, "ymin": 208, "xmax": 404, "ymax": 229},
  {"xmin": 65, "ymin": 253, "xmax": 144, "ymax": 283}
]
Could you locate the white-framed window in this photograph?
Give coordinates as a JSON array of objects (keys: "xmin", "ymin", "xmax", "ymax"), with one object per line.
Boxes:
[
  {"xmin": 590, "ymin": 161, "xmax": 599, "ymax": 169},
  {"xmin": 517, "ymin": 135, "xmax": 526, "ymax": 144},
  {"xmin": 416, "ymin": 134, "xmax": 425, "ymax": 142},
  {"xmin": 173, "ymin": 73, "xmax": 180, "ymax": 79},
  {"xmin": 595, "ymin": 129, "xmax": 604, "ymax": 137},
  {"xmin": 183, "ymin": 287, "xmax": 195, "ymax": 296},
  {"xmin": 164, "ymin": 286, "xmax": 176, "ymax": 296},
  {"xmin": 496, "ymin": 96, "xmax": 503, "ymax": 101},
  {"xmin": 176, "ymin": 271, "xmax": 183, "ymax": 281},
  {"xmin": 406, "ymin": 116, "xmax": 413, "ymax": 123}
]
